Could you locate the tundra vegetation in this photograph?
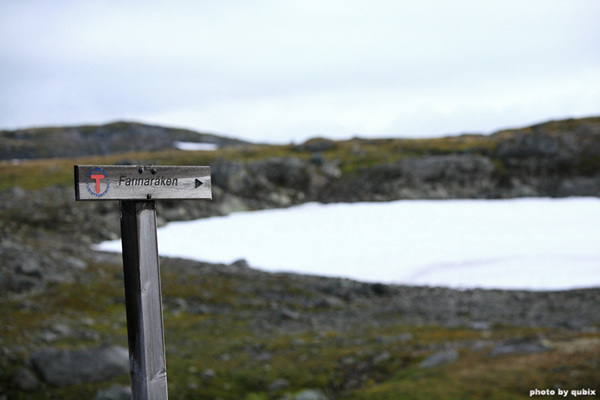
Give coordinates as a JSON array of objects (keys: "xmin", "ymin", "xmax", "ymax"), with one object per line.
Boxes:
[{"xmin": 1, "ymin": 117, "xmax": 599, "ymax": 399}]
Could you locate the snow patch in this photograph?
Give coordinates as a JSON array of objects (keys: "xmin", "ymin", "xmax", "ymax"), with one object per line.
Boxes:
[
  {"xmin": 96, "ymin": 198, "xmax": 600, "ymax": 291},
  {"xmin": 174, "ymin": 141, "xmax": 218, "ymax": 151}
]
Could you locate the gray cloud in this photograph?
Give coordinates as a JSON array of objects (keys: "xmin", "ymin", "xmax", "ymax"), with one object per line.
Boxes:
[{"xmin": 1, "ymin": 0, "xmax": 599, "ymax": 142}]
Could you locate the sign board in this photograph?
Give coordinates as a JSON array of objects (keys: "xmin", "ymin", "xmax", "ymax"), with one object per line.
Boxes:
[{"xmin": 74, "ymin": 165, "xmax": 211, "ymax": 201}]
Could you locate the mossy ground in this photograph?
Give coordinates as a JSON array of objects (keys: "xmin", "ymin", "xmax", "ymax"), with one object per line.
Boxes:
[{"xmin": 1, "ymin": 260, "xmax": 599, "ymax": 399}]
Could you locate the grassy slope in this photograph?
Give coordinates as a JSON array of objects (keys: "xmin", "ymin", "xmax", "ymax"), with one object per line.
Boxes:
[
  {"xmin": 0, "ymin": 132, "xmax": 502, "ymax": 191},
  {"xmin": 1, "ymin": 260, "xmax": 598, "ymax": 399}
]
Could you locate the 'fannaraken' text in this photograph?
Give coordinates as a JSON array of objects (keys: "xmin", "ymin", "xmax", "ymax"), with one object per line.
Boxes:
[{"xmin": 119, "ymin": 176, "xmax": 178, "ymax": 186}]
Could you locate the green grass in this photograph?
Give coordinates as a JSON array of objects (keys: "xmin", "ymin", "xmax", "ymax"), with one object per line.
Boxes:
[{"xmin": 349, "ymin": 345, "xmax": 600, "ymax": 400}]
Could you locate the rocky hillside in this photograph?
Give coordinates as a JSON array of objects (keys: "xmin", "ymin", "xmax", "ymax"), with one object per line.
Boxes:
[
  {"xmin": 1, "ymin": 116, "xmax": 600, "ymax": 399},
  {"xmin": 1, "ymin": 116, "xmax": 600, "ymax": 296},
  {"xmin": 206, "ymin": 116, "xmax": 600, "ymax": 211},
  {"xmin": 0, "ymin": 121, "xmax": 249, "ymax": 160}
]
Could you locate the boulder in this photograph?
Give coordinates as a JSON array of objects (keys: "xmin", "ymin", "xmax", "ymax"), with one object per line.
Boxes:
[
  {"xmin": 29, "ymin": 345, "xmax": 129, "ymax": 387},
  {"xmin": 294, "ymin": 137, "xmax": 337, "ymax": 153},
  {"xmin": 419, "ymin": 349, "xmax": 459, "ymax": 368},
  {"xmin": 268, "ymin": 378, "xmax": 290, "ymax": 391},
  {"xmin": 489, "ymin": 338, "xmax": 549, "ymax": 357}
]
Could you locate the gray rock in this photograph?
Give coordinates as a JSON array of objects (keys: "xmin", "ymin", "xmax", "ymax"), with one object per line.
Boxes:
[
  {"xmin": 218, "ymin": 193, "xmax": 250, "ymax": 215},
  {"xmin": 29, "ymin": 345, "xmax": 129, "ymax": 387},
  {"xmin": 50, "ymin": 323, "xmax": 72, "ymax": 337},
  {"xmin": 230, "ymin": 259, "xmax": 250, "ymax": 269},
  {"xmin": 191, "ymin": 304, "xmax": 212, "ymax": 315},
  {"xmin": 11, "ymin": 367, "xmax": 40, "ymax": 391},
  {"xmin": 277, "ymin": 308, "xmax": 302, "ymax": 321},
  {"xmin": 93, "ymin": 384, "xmax": 132, "ymax": 400},
  {"xmin": 376, "ymin": 333, "xmax": 413, "ymax": 344},
  {"xmin": 268, "ymin": 378, "xmax": 290, "ymax": 391},
  {"xmin": 469, "ymin": 321, "xmax": 492, "ymax": 331},
  {"xmin": 201, "ymin": 368, "xmax": 216, "ymax": 380},
  {"xmin": 294, "ymin": 138, "xmax": 337, "ymax": 153},
  {"xmin": 313, "ymin": 296, "xmax": 345, "ymax": 308},
  {"xmin": 489, "ymin": 338, "xmax": 549, "ymax": 357},
  {"xmin": 419, "ymin": 349, "xmax": 459, "ymax": 368},
  {"xmin": 295, "ymin": 388, "xmax": 329, "ymax": 400},
  {"xmin": 8, "ymin": 186, "xmax": 26, "ymax": 199},
  {"xmin": 264, "ymin": 157, "xmax": 309, "ymax": 188},
  {"xmin": 16, "ymin": 257, "xmax": 42, "ymax": 277},
  {"xmin": 171, "ymin": 297, "xmax": 188, "ymax": 312},
  {"xmin": 64, "ymin": 256, "xmax": 87, "ymax": 270},
  {"xmin": 253, "ymin": 351, "xmax": 273, "ymax": 362},
  {"xmin": 39, "ymin": 331, "xmax": 58, "ymax": 343},
  {"xmin": 373, "ymin": 351, "xmax": 391, "ymax": 364},
  {"xmin": 320, "ymin": 162, "xmax": 341, "ymax": 179},
  {"xmin": 211, "ymin": 160, "xmax": 253, "ymax": 193},
  {"xmin": 402, "ymin": 154, "xmax": 495, "ymax": 185}
]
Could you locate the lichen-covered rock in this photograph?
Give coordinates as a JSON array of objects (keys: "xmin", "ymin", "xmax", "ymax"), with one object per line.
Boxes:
[
  {"xmin": 29, "ymin": 345, "xmax": 129, "ymax": 387},
  {"xmin": 489, "ymin": 337, "xmax": 549, "ymax": 357}
]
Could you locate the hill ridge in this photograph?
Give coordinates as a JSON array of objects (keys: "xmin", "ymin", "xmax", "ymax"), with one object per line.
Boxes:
[{"xmin": 0, "ymin": 120, "xmax": 249, "ymax": 160}]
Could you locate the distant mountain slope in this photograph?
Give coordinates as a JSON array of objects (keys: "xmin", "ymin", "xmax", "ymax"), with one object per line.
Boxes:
[{"xmin": 0, "ymin": 121, "xmax": 250, "ymax": 160}]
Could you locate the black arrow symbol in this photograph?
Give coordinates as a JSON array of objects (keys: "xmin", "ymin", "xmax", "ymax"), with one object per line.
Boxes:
[{"xmin": 195, "ymin": 179, "xmax": 203, "ymax": 188}]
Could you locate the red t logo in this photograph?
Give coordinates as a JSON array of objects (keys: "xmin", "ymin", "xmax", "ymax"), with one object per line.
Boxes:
[{"xmin": 90, "ymin": 174, "xmax": 105, "ymax": 194}]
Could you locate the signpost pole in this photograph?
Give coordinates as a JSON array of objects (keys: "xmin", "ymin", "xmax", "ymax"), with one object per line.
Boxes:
[
  {"xmin": 120, "ymin": 200, "xmax": 168, "ymax": 400},
  {"xmin": 75, "ymin": 164, "xmax": 211, "ymax": 400}
]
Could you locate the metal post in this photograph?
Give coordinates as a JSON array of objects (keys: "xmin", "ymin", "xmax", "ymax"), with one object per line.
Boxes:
[{"xmin": 120, "ymin": 200, "xmax": 168, "ymax": 400}]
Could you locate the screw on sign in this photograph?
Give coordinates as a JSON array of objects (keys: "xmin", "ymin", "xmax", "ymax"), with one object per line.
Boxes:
[{"xmin": 75, "ymin": 165, "xmax": 211, "ymax": 400}]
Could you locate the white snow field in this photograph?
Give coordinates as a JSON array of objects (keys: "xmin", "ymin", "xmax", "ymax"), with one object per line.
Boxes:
[
  {"xmin": 96, "ymin": 198, "xmax": 600, "ymax": 291},
  {"xmin": 173, "ymin": 141, "xmax": 218, "ymax": 151}
]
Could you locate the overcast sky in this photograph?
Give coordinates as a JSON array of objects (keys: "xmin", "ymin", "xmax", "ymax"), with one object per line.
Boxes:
[{"xmin": 1, "ymin": 1, "xmax": 599, "ymax": 143}]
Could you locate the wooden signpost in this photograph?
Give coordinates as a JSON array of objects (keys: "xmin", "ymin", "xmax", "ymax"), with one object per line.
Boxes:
[{"xmin": 75, "ymin": 165, "xmax": 212, "ymax": 400}]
